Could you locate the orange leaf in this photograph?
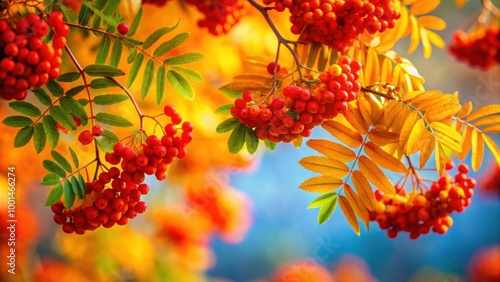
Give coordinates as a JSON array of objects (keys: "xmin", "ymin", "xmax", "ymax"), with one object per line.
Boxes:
[
  {"xmin": 483, "ymin": 134, "xmax": 500, "ymax": 167},
  {"xmin": 419, "ymin": 131, "xmax": 436, "ymax": 168},
  {"xmin": 417, "ymin": 15, "xmax": 446, "ymax": 30},
  {"xmin": 407, "ymin": 15, "xmax": 420, "ymax": 54},
  {"xmin": 483, "ymin": 124, "xmax": 500, "ymax": 133},
  {"xmin": 344, "ymin": 103, "xmax": 369, "ymax": 135},
  {"xmin": 358, "ymin": 156, "xmax": 395, "ymax": 194},
  {"xmin": 351, "ymin": 170, "xmax": 377, "ymax": 211},
  {"xmin": 299, "ymin": 176, "xmax": 344, "ymax": 193},
  {"xmin": 457, "ymin": 101, "xmax": 473, "ymax": 118},
  {"xmin": 410, "ymin": 0, "xmax": 440, "ymax": 15},
  {"xmin": 344, "ymin": 184, "xmax": 370, "ymax": 230},
  {"xmin": 471, "ymin": 129, "xmax": 484, "ymax": 172},
  {"xmin": 466, "ymin": 104, "xmax": 500, "ymax": 122},
  {"xmin": 399, "ymin": 111, "xmax": 419, "ymax": 150},
  {"xmin": 434, "ymin": 142, "xmax": 449, "ymax": 176},
  {"xmin": 322, "ymin": 120, "xmax": 364, "ymax": 148},
  {"xmin": 474, "ymin": 116, "xmax": 500, "ymax": 127},
  {"xmin": 368, "ymin": 128, "xmax": 399, "ymax": 146},
  {"xmin": 299, "ymin": 156, "xmax": 350, "ymax": 178},
  {"xmin": 458, "ymin": 125, "xmax": 472, "ymax": 161},
  {"xmin": 306, "ymin": 139, "xmax": 357, "ymax": 162},
  {"xmin": 365, "ymin": 142, "xmax": 408, "ymax": 173},
  {"xmin": 339, "ymin": 195, "xmax": 360, "ymax": 235},
  {"xmin": 425, "ymin": 104, "xmax": 462, "ymax": 121},
  {"xmin": 405, "ymin": 119, "xmax": 426, "ymax": 155}
]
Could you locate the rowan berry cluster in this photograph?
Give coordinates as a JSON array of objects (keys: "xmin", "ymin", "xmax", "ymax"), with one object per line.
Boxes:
[
  {"xmin": 263, "ymin": 0, "xmax": 400, "ymax": 51},
  {"xmin": 51, "ymin": 105, "xmax": 193, "ymax": 234},
  {"xmin": 449, "ymin": 27, "xmax": 500, "ymax": 70},
  {"xmin": 0, "ymin": 12, "xmax": 68, "ymax": 100},
  {"xmin": 370, "ymin": 164, "xmax": 476, "ymax": 239},
  {"xmin": 231, "ymin": 56, "xmax": 361, "ymax": 143},
  {"xmin": 183, "ymin": 0, "xmax": 245, "ymax": 35}
]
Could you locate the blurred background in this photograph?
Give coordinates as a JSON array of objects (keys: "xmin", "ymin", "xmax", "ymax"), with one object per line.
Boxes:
[{"xmin": 0, "ymin": 0, "xmax": 499, "ymax": 281}]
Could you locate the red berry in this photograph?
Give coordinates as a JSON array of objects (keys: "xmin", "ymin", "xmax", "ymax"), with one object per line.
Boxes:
[
  {"xmin": 267, "ymin": 62, "xmax": 281, "ymax": 74},
  {"xmin": 117, "ymin": 23, "xmax": 129, "ymax": 35},
  {"xmin": 78, "ymin": 130, "xmax": 94, "ymax": 145},
  {"xmin": 164, "ymin": 105, "xmax": 176, "ymax": 116},
  {"xmin": 92, "ymin": 125, "xmax": 104, "ymax": 136}
]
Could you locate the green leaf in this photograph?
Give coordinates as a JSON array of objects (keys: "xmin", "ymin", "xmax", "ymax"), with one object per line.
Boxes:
[
  {"xmin": 33, "ymin": 88, "xmax": 53, "ymax": 106},
  {"xmin": 57, "ymin": 72, "xmax": 81, "ymax": 82},
  {"xmin": 82, "ymin": 1, "xmax": 118, "ymax": 27},
  {"xmin": 78, "ymin": 99, "xmax": 89, "ymax": 107},
  {"xmin": 216, "ymin": 118, "xmax": 240, "ymax": 133},
  {"xmin": 245, "ymin": 127, "xmax": 259, "ymax": 154},
  {"xmin": 58, "ymin": 3, "xmax": 78, "ymax": 23},
  {"xmin": 307, "ymin": 42, "xmax": 322, "ymax": 68},
  {"xmin": 128, "ymin": 7, "xmax": 143, "ymax": 37},
  {"xmin": 164, "ymin": 52, "xmax": 204, "ymax": 66},
  {"xmin": 219, "ymin": 87, "xmax": 242, "ymax": 98},
  {"xmin": 43, "ymin": 160, "xmax": 66, "ymax": 178},
  {"xmin": 143, "ymin": 21, "xmax": 180, "ymax": 49},
  {"xmin": 228, "ymin": 123, "xmax": 246, "ymax": 154},
  {"xmin": 77, "ymin": 173, "xmax": 87, "ymax": 198},
  {"xmin": 71, "ymin": 175, "xmax": 85, "ymax": 199},
  {"xmin": 78, "ymin": 2, "xmax": 92, "ymax": 26},
  {"xmin": 60, "ymin": 96, "xmax": 88, "ymax": 125},
  {"xmin": 102, "ymin": 0, "xmax": 120, "ymax": 15},
  {"xmin": 64, "ymin": 180, "xmax": 75, "ymax": 209},
  {"xmin": 45, "ymin": 183, "xmax": 63, "ymax": 206},
  {"xmin": 141, "ymin": 59, "xmax": 155, "ymax": 99},
  {"xmin": 42, "ymin": 116, "xmax": 59, "ymax": 149},
  {"xmin": 95, "ymin": 112, "xmax": 133, "ymax": 127},
  {"xmin": 122, "ymin": 36, "xmax": 143, "ymax": 46},
  {"xmin": 51, "ymin": 150, "xmax": 72, "ymax": 173},
  {"xmin": 96, "ymin": 35, "xmax": 111, "ymax": 64},
  {"xmin": 318, "ymin": 196, "xmax": 338, "ymax": 225},
  {"xmin": 46, "ymin": 80, "xmax": 64, "ymax": 97},
  {"xmin": 3, "ymin": 116, "xmax": 33, "ymax": 127},
  {"xmin": 172, "ymin": 66, "xmax": 203, "ymax": 82},
  {"xmin": 33, "ymin": 122, "xmax": 46, "ymax": 153},
  {"xmin": 167, "ymin": 70, "xmax": 194, "ymax": 100},
  {"xmin": 126, "ymin": 52, "xmax": 144, "ymax": 87},
  {"xmin": 214, "ymin": 104, "xmax": 232, "ymax": 115},
  {"xmin": 96, "ymin": 129, "xmax": 119, "ymax": 152},
  {"xmin": 85, "ymin": 64, "xmax": 125, "ymax": 77},
  {"xmin": 110, "ymin": 40, "xmax": 122, "ymax": 67},
  {"xmin": 41, "ymin": 174, "xmax": 60, "ymax": 186},
  {"xmin": 156, "ymin": 66, "xmax": 166, "ymax": 105},
  {"xmin": 65, "ymin": 85, "xmax": 86, "ymax": 97},
  {"xmin": 9, "ymin": 101, "xmax": 41, "ymax": 117},
  {"xmin": 14, "ymin": 126, "xmax": 34, "ymax": 148},
  {"xmin": 69, "ymin": 147, "xmax": 79, "ymax": 168},
  {"xmin": 307, "ymin": 192, "xmax": 338, "ymax": 209},
  {"xmin": 93, "ymin": 94, "xmax": 128, "ymax": 105},
  {"xmin": 90, "ymin": 78, "xmax": 116, "ymax": 89},
  {"xmin": 127, "ymin": 48, "xmax": 137, "ymax": 64},
  {"xmin": 50, "ymin": 106, "xmax": 76, "ymax": 130},
  {"xmin": 264, "ymin": 140, "xmax": 276, "ymax": 150},
  {"xmin": 153, "ymin": 32, "xmax": 189, "ymax": 57}
]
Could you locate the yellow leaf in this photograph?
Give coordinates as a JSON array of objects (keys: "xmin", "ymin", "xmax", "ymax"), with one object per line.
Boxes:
[
  {"xmin": 395, "ymin": 4, "xmax": 409, "ymax": 40},
  {"xmin": 407, "ymin": 15, "xmax": 420, "ymax": 54},
  {"xmin": 220, "ymin": 81, "xmax": 265, "ymax": 93},
  {"xmin": 339, "ymin": 195, "xmax": 360, "ymax": 236},
  {"xmin": 358, "ymin": 96, "xmax": 374, "ymax": 127},
  {"xmin": 391, "ymin": 64, "xmax": 402, "ymax": 87},
  {"xmin": 420, "ymin": 27, "xmax": 432, "ymax": 58},
  {"xmin": 435, "ymin": 142, "xmax": 449, "ymax": 176},
  {"xmin": 402, "ymin": 73, "xmax": 414, "ymax": 92},
  {"xmin": 364, "ymin": 47, "xmax": 380, "ymax": 85},
  {"xmin": 405, "ymin": 119, "xmax": 426, "ymax": 155},
  {"xmin": 458, "ymin": 125, "xmax": 472, "ymax": 161},
  {"xmin": 299, "ymin": 156, "xmax": 350, "ymax": 178},
  {"xmin": 351, "ymin": 170, "xmax": 377, "ymax": 211},
  {"xmin": 307, "ymin": 139, "xmax": 357, "ymax": 162},
  {"xmin": 471, "ymin": 129, "xmax": 484, "ymax": 172},
  {"xmin": 466, "ymin": 104, "xmax": 500, "ymax": 122},
  {"xmin": 368, "ymin": 128, "xmax": 400, "ymax": 146},
  {"xmin": 390, "ymin": 106, "xmax": 410, "ymax": 134},
  {"xmin": 365, "ymin": 142, "xmax": 408, "ymax": 173},
  {"xmin": 344, "ymin": 103, "xmax": 369, "ymax": 135},
  {"xmin": 483, "ymin": 124, "xmax": 500, "ymax": 133},
  {"xmin": 431, "ymin": 122, "xmax": 462, "ymax": 141},
  {"xmin": 474, "ymin": 116, "xmax": 500, "ymax": 127},
  {"xmin": 344, "ymin": 184, "xmax": 370, "ymax": 230},
  {"xmin": 322, "ymin": 120, "xmax": 364, "ymax": 148},
  {"xmin": 380, "ymin": 57, "xmax": 393, "ymax": 84},
  {"xmin": 483, "ymin": 134, "xmax": 500, "ymax": 167},
  {"xmin": 406, "ymin": 90, "xmax": 441, "ymax": 105},
  {"xmin": 418, "ymin": 94, "xmax": 452, "ymax": 112},
  {"xmin": 299, "ymin": 176, "xmax": 344, "ymax": 193},
  {"xmin": 292, "ymin": 136, "xmax": 303, "ymax": 148},
  {"xmin": 384, "ymin": 101, "xmax": 405, "ymax": 130},
  {"xmin": 417, "ymin": 15, "xmax": 446, "ymax": 30},
  {"xmin": 426, "ymin": 29, "xmax": 446, "ymax": 48},
  {"xmin": 410, "ymin": 0, "xmax": 440, "ymax": 15},
  {"xmin": 435, "ymin": 133, "xmax": 463, "ymax": 153},
  {"xmin": 358, "ymin": 156, "xmax": 395, "ymax": 194},
  {"xmin": 399, "ymin": 111, "xmax": 419, "ymax": 149},
  {"xmin": 458, "ymin": 101, "xmax": 473, "ymax": 118},
  {"xmin": 419, "ymin": 132, "xmax": 436, "ymax": 168},
  {"xmin": 425, "ymin": 104, "xmax": 462, "ymax": 121}
]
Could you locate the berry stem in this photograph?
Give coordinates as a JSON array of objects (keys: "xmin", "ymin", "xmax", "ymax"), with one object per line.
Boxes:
[
  {"xmin": 361, "ymin": 86, "xmax": 397, "ymax": 100},
  {"xmin": 406, "ymin": 155, "xmax": 424, "ymax": 194},
  {"xmin": 64, "ymin": 44, "xmax": 96, "ymax": 127}
]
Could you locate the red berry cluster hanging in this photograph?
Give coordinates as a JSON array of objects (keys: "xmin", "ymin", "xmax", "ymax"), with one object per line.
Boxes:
[
  {"xmin": 369, "ymin": 164, "xmax": 476, "ymax": 239},
  {"xmin": 183, "ymin": 0, "xmax": 245, "ymax": 35},
  {"xmin": 0, "ymin": 12, "xmax": 69, "ymax": 100},
  {"xmin": 230, "ymin": 56, "xmax": 361, "ymax": 143},
  {"xmin": 262, "ymin": 0, "xmax": 400, "ymax": 51},
  {"xmin": 51, "ymin": 105, "xmax": 193, "ymax": 234},
  {"xmin": 448, "ymin": 27, "xmax": 500, "ymax": 70}
]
